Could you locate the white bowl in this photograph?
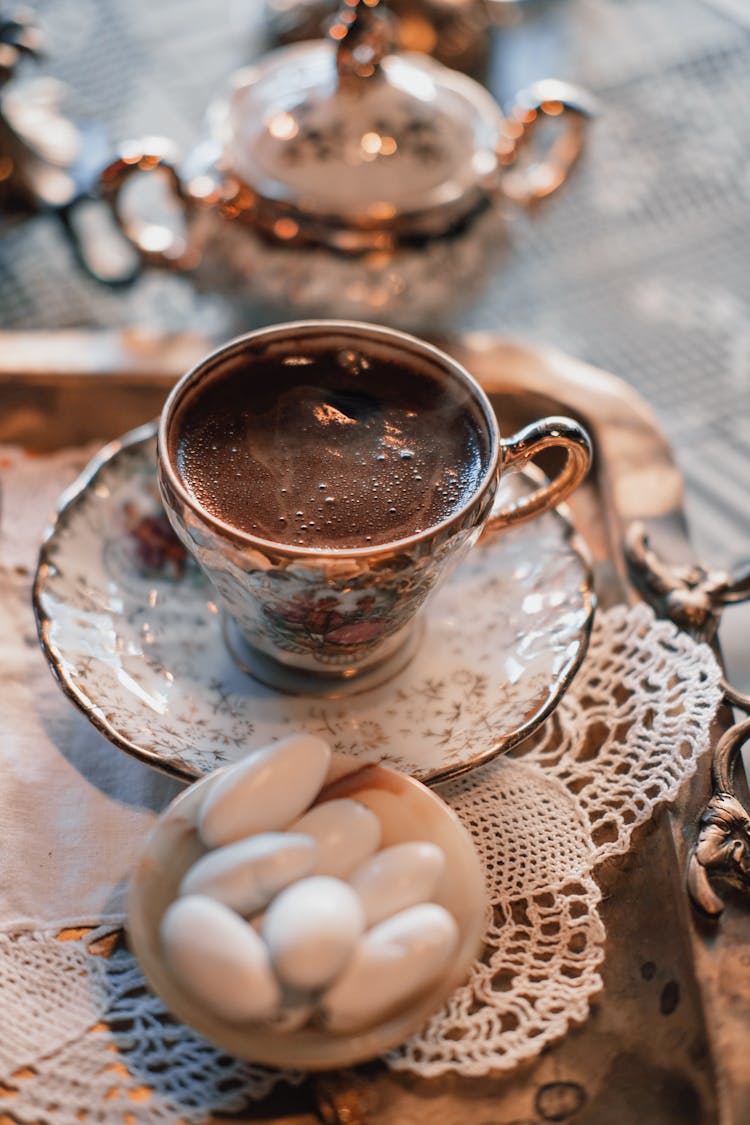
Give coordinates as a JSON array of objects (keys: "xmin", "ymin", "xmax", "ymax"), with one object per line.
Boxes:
[{"xmin": 127, "ymin": 753, "xmax": 486, "ymax": 1069}]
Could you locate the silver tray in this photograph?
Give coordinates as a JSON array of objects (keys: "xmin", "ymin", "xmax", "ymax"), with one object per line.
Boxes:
[{"xmin": 0, "ymin": 328, "xmax": 740, "ymax": 1124}]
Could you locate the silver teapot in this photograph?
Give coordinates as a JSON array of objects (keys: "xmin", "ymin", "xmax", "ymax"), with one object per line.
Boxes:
[{"xmin": 99, "ymin": 1, "xmax": 592, "ymax": 328}]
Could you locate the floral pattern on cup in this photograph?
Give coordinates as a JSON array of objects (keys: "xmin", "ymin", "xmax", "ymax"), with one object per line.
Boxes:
[{"xmin": 162, "ymin": 460, "xmax": 484, "ymax": 670}]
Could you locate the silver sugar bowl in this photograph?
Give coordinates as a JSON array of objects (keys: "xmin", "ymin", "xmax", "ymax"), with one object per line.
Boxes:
[{"xmin": 98, "ymin": 0, "xmax": 592, "ymax": 328}]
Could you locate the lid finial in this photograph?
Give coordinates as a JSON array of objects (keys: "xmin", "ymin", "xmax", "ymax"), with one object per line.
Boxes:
[{"xmin": 331, "ymin": 0, "xmax": 394, "ymax": 83}]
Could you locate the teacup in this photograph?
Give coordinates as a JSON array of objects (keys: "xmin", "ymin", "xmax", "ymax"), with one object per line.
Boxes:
[{"xmin": 157, "ymin": 321, "xmax": 591, "ymax": 693}]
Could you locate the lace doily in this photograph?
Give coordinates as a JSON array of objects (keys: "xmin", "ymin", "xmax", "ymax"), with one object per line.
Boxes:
[
  {"xmin": 0, "ymin": 603, "xmax": 722, "ymax": 1123},
  {"xmin": 393, "ymin": 601, "xmax": 722, "ymax": 1075}
]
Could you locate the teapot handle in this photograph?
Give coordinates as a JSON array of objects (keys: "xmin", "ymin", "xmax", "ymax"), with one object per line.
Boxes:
[
  {"xmin": 499, "ymin": 80, "xmax": 595, "ymax": 206},
  {"xmin": 97, "ymin": 138, "xmax": 198, "ymax": 272}
]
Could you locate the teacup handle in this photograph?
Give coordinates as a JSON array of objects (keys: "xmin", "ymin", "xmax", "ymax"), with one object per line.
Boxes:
[
  {"xmin": 486, "ymin": 417, "xmax": 592, "ymax": 531},
  {"xmin": 499, "ymin": 80, "xmax": 596, "ymax": 206},
  {"xmin": 97, "ymin": 138, "xmax": 197, "ymax": 273}
]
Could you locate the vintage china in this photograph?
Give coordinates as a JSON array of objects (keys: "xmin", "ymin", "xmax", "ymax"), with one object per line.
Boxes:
[
  {"xmin": 158, "ymin": 323, "xmax": 592, "ymax": 690},
  {"xmin": 127, "ymin": 753, "xmax": 487, "ymax": 1067},
  {"xmin": 95, "ymin": 1, "xmax": 591, "ymax": 326},
  {"xmin": 33, "ymin": 424, "xmax": 595, "ymax": 783}
]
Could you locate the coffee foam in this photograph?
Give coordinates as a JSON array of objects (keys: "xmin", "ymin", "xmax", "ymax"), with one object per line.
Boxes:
[{"xmin": 170, "ymin": 339, "xmax": 490, "ymax": 549}]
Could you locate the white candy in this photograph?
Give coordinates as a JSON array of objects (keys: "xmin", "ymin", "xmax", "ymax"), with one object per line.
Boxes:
[
  {"xmin": 160, "ymin": 895, "xmax": 281, "ymax": 1023},
  {"xmin": 263, "ymin": 875, "xmax": 365, "ymax": 991},
  {"xmin": 321, "ymin": 902, "xmax": 459, "ymax": 1033},
  {"xmin": 179, "ymin": 832, "xmax": 317, "ymax": 915},
  {"xmin": 197, "ymin": 734, "xmax": 331, "ymax": 847},
  {"xmin": 349, "ymin": 841, "xmax": 445, "ymax": 927},
  {"xmin": 290, "ymin": 799, "xmax": 381, "ymax": 878}
]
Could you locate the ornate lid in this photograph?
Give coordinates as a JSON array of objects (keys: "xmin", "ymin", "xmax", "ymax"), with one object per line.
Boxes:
[{"xmin": 214, "ymin": 1, "xmax": 502, "ymax": 247}]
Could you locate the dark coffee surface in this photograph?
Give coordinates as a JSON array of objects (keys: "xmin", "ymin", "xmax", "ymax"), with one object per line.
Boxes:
[{"xmin": 171, "ymin": 345, "xmax": 488, "ymax": 548}]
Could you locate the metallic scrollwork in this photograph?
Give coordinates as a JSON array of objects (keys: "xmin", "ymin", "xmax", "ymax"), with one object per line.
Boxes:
[
  {"xmin": 625, "ymin": 522, "xmax": 750, "ymax": 645},
  {"xmin": 686, "ymin": 718, "xmax": 750, "ymax": 916},
  {"xmin": 625, "ymin": 522, "xmax": 750, "ymax": 917}
]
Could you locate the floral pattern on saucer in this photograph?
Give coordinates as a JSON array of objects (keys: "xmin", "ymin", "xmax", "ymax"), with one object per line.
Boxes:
[{"xmin": 34, "ymin": 424, "xmax": 595, "ymax": 783}]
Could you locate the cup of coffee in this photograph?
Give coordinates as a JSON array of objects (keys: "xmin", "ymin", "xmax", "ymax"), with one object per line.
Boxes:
[{"xmin": 158, "ymin": 322, "xmax": 591, "ymax": 693}]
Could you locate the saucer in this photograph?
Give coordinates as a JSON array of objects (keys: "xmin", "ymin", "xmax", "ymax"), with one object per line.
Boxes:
[{"xmin": 34, "ymin": 424, "xmax": 595, "ymax": 783}]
